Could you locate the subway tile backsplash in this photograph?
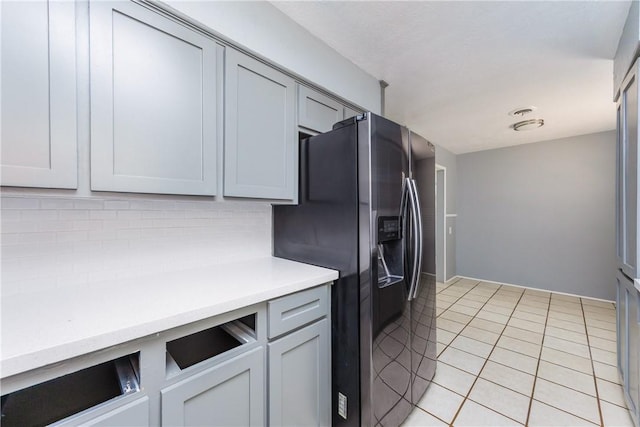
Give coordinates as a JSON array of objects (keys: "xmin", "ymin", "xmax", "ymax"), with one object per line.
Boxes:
[{"xmin": 1, "ymin": 195, "xmax": 272, "ymax": 297}]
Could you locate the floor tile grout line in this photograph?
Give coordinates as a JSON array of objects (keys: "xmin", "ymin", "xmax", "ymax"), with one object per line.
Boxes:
[
  {"xmin": 412, "ymin": 406, "xmax": 450, "ymax": 426},
  {"xmin": 449, "ymin": 284, "xmax": 528, "ymax": 426},
  {"xmin": 435, "ymin": 280, "xmax": 491, "ymax": 358},
  {"xmin": 525, "ymin": 287, "xmax": 554, "ymax": 426},
  {"xmin": 580, "ymin": 296, "xmax": 605, "ymax": 426},
  {"xmin": 527, "ymin": 397, "xmax": 601, "ymax": 426}
]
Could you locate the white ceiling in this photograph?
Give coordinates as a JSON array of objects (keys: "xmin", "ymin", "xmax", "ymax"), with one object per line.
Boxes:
[{"xmin": 272, "ymin": 1, "xmax": 631, "ymax": 154}]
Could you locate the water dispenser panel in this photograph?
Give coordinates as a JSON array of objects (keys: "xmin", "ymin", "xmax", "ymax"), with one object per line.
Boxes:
[{"xmin": 378, "ymin": 216, "xmax": 400, "ymax": 242}]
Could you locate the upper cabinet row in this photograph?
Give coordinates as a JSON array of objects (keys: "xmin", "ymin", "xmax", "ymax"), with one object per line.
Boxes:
[{"xmin": 1, "ymin": 1, "xmax": 360, "ymax": 202}]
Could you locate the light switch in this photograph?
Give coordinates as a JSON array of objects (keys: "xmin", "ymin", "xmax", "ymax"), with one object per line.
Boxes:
[{"xmin": 448, "ymin": 227, "xmax": 452, "ymax": 235}]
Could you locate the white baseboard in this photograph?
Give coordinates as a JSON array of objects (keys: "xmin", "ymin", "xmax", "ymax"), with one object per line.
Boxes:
[
  {"xmin": 453, "ymin": 275, "xmax": 615, "ymax": 304},
  {"xmin": 444, "ymin": 275, "xmax": 461, "ymax": 284}
]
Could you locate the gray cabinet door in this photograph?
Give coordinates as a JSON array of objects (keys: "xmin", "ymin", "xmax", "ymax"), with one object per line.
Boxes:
[
  {"xmin": 618, "ymin": 273, "xmax": 628, "ymax": 384},
  {"xmin": 628, "ymin": 285, "xmax": 639, "ymax": 420},
  {"xmin": 225, "ymin": 49, "xmax": 296, "ymax": 202},
  {"xmin": 343, "ymin": 106, "xmax": 361, "ymax": 121},
  {"xmin": 53, "ymin": 397, "xmax": 150, "ymax": 427},
  {"xmin": 617, "ymin": 271, "xmax": 640, "ymax": 425},
  {"xmin": 1, "ymin": 0, "xmax": 77, "ymax": 189},
  {"xmin": 161, "ymin": 346, "xmax": 265, "ymax": 427},
  {"xmin": 618, "ymin": 60, "xmax": 640, "ymax": 278},
  {"xmin": 90, "ymin": 1, "xmax": 219, "ymax": 195},
  {"xmin": 268, "ymin": 319, "xmax": 330, "ymax": 427},
  {"xmin": 298, "ymin": 86, "xmax": 343, "ymax": 133}
]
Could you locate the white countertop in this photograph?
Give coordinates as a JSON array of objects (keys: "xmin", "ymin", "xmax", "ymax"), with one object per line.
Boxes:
[{"xmin": 1, "ymin": 257, "xmax": 337, "ymax": 379}]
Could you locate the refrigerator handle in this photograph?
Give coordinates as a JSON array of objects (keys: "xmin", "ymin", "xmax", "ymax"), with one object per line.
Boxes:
[
  {"xmin": 409, "ymin": 179, "xmax": 424, "ymax": 300},
  {"xmin": 406, "ymin": 178, "xmax": 420, "ymax": 301}
]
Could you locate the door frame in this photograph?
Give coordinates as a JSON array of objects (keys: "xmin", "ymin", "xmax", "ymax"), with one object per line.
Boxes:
[{"xmin": 436, "ymin": 164, "xmax": 446, "ymax": 283}]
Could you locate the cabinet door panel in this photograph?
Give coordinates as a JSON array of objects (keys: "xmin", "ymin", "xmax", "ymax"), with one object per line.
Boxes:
[
  {"xmin": 618, "ymin": 273, "xmax": 628, "ymax": 383},
  {"xmin": 90, "ymin": 1, "xmax": 218, "ymax": 195},
  {"xmin": 629, "ymin": 287, "xmax": 639, "ymax": 417},
  {"xmin": 618, "ymin": 103, "xmax": 625, "ymax": 264},
  {"xmin": 161, "ymin": 346, "xmax": 264, "ymax": 427},
  {"xmin": 225, "ymin": 49, "xmax": 296, "ymax": 201},
  {"xmin": 52, "ymin": 397, "xmax": 150, "ymax": 427},
  {"xmin": 344, "ymin": 106, "xmax": 361, "ymax": 121},
  {"xmin": 268, "ymin": 319, "xmax": 330, "ymax": 427},
  {"xmin": 298, "ymin": 86, "xmax": 343, "ymax": 133},
  {"xmin": 624, "ymin": 70, "xmax": 638, "ymax": 276},
  {"xmin": 1, "ymin": 0, "xmax": 77, "ymax": 188}
]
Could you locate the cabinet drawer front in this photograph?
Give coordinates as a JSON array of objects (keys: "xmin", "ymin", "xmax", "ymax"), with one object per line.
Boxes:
[{"xmin": 268, "ymin": 285, "xmax": 328, "ymax": 339}]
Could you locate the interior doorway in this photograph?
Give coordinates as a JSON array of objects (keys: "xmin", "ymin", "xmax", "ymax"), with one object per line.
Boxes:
[{"xmin": 436, "ymin": 165, "xmax": 446, "ymax": 283}]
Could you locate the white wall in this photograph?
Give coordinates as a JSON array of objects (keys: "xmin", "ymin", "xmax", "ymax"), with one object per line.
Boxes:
[
  {"xmin": 161, "ymin": 1, "xmax": 381, "ymax": 113},
  {"xmin": 1, "ymin": 194, "xmax": 271, "ymax": 297}
]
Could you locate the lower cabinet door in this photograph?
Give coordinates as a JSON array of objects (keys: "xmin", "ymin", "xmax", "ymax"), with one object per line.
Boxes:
[
  {"xmin": 52, "ymin": 397, "xmax": 150, "ymax": 427},
  {"xmin": 618, "ymin": 273, "xmax": 628, "ymax": 383},
  {"xmin": 268, "ymin": 319, "xmax": 330, "ymax": 427},
  {"xmin": 161, "ymin": 346, "xmax": 265, "ymax": 427},
  {"xmin": 628, "ymin": 287, "xmax": 639, "ymax": 419}
]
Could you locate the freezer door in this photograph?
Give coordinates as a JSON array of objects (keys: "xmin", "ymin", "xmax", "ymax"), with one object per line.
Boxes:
[
  {"xmin": 360, "ymin": 114, "xmax": 414, "ymax": 427},
  {"xmin": 408, "ymin": 131, "xmax": 437, "ymax": 405}
]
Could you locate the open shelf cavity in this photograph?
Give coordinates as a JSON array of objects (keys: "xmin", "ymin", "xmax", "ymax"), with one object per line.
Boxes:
[
  {"xmin": 166, "ymin": 313, "xmax": 256, "ymax": 376},
  {"xmin": 0, "ymin": 353, "xmax": 140, "ymax": 427}
]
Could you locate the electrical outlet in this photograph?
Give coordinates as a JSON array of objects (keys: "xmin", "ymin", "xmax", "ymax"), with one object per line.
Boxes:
[{"xmin": 338, "ymin": 392, "xmax": 347, "ymax": 419}]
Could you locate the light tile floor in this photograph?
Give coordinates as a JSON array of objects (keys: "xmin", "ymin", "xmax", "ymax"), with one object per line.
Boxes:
[{"xmin": 403, "ymin": 278, "xmax": 635, "ymax": 426}]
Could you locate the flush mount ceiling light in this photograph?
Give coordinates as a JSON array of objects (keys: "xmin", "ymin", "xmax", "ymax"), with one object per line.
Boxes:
[
  {"xmin": 508, "ymin": 106, "xmax": 537, "ymax": 117},
  {"xmin": 512, "ymin": 118, "xmax": 544, "ymax": 131}
]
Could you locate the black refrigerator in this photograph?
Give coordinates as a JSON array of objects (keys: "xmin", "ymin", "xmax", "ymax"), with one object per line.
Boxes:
[{"xmin": 273, "ymin": 112, "xmax": 436, "ymax": 427}]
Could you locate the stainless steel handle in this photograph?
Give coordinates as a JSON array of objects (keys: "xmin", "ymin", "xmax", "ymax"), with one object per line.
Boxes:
[
  {"xmin": 400, "ymin": 178, "xmax": 414, "ymax": 298},
  {"xmin": 406, "ymin": 178, "xmax": 420, "ymax": 301},
  {"xmin": 409, "ymin": 178, "xmax": 424, "ymax": 300}
]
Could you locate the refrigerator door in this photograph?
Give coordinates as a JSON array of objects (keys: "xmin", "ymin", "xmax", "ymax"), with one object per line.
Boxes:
[
  {"xmin": 361, "ymin": 114, "xmax": 414, "ymax": 427},
  {"xmin": 408, "ymin": 131, "xmax": 437, "ymax": 405}
]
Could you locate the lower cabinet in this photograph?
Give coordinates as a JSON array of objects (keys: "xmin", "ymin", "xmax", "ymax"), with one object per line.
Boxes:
[
  {"xmin": 161, "ymin": 347, "xmax": 265, "ymax": 427},
  {"xmin": 617, "ymin": 271, "xmax": 640, "ymax": 426},
  {"xmin": 268, "ymin": 319, "xmax": 330, "ymax": 427},
  {"xmin": 0, "ymin": 284, "xmax": 331, "ymax": 427}
]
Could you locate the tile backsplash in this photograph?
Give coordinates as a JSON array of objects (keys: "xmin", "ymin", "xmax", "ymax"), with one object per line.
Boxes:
[{"xmin": 1, "ymin": 195, "xmax": 272, "ymax": 297}]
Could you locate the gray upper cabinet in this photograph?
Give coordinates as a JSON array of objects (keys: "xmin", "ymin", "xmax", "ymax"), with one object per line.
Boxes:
[
  {"xmin": 298, "ymin": 85, "xmax": 343, "ymax": 134},
  {"xmin": 614, "ymin": 1, "xmax": 640, "ymax": 100},
  {"xmin": 344, "ymin": 106, "xmax": 361, "ymax": 121},
  {"xmin": 90, "ymin": 1, "xmax": 219, "ymax": 195},
  {"xmin": 617, "ymin": 59, "xmax": 640, "ymax": 279},
  {"xmin": 1, "ymin": 0, "xmax": 77, "ymax": 189},
  {"xmin": 225, "ymin": 48, "xmax": 296, "ymax": 202},
  {"xmin": 161, "ymin": 346, "xmax": 265, "ymax": 427}
]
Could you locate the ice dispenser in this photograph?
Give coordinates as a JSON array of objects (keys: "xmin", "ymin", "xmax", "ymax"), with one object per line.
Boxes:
[{"xmin": 377, "ymin": 216, "xmax": 404, "ymax": 287}]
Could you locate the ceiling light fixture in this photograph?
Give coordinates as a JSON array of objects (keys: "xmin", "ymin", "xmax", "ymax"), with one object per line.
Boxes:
[
  {"xmin": 512, "ymin": 119, "xmax": 544, "ymax": 131},
  {"xmin": 508, "ymin": 106, "xmax": 537, "ymax": 117}
]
